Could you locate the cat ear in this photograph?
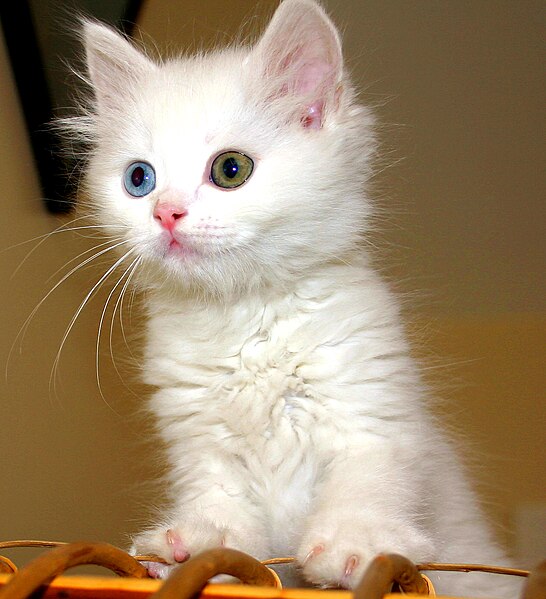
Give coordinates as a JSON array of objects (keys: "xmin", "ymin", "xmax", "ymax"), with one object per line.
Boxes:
[
  {"xmin": 250, "ymin": 0, "xmax": 343, "ymax": 129},
  {"xmin": 83, "ymin": 21, "xmax": 155, "ymax": 112}
]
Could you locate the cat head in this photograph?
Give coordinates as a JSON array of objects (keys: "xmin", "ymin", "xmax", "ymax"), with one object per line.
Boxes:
[{"xmin": 77, "ymin": 0, "xmax": 375, "ymax": 298}]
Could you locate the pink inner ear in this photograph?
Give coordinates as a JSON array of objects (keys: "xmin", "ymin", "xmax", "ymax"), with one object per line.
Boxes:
[
  {"xmin": 296, "ymin": 60, "xmax": 334, "ymax": 129},
  {"xmin": 253, "ymin": 2, "xmax": 343, "ymax": 130},
  {"xmin": 296, "ymin": 59, "xmax": 333, "ymax": 95}
]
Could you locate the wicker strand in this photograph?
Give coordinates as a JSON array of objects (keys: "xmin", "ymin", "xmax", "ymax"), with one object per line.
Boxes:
[
  {"xmin": 0, "ymin": 540, "xmax": 531, "ymax": 579},
  {"xmin": 0, "ymin": 541, "xmax": 67, "ymax": 551},
  {"xmin": 418, "ymin": 562, "xmax": 530, "ymax": 577},
  {"xmin": 0, "ymin": 557, "xmax": 17, "ymax": 575}
]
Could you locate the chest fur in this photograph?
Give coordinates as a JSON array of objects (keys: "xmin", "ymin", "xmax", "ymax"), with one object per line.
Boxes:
[
  {"xmin": 143, "ymin": 291, "xmax": 359, "ymax": 456},
  {"xmin": 142, "ymin": 272, "xmax": 412, "ymax": 460},
  {"xmin": 147, "ymin": 304, "xmax": 319, "ymax": 421}
]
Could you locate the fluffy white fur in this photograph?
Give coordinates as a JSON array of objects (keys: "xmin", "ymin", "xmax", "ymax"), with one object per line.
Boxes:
[{"xmin": 72, "ymin": 0, "xmax": 520, "ymax": 595}]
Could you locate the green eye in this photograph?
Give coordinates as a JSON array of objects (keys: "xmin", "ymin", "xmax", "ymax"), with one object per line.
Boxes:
[{"xmin": 210, "ymin": 151, "xmax": 254, "ymax": 189}]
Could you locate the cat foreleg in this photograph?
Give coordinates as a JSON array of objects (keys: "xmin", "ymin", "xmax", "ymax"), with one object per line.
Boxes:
[
  {"xmin": 131, "ymin": 476, "xmax": 268, "ymax": 578},
  {"xmin": 297, "ymin": 448, "xmax": 435, "ymax": 588}
]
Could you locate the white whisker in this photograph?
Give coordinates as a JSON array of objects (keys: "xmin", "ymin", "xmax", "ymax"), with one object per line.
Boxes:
[
  {"xmin": 4, "ymin": 215, "xmax": 90, "ymax": 256},
  {"xmin": 46, "ymin": 236, "xmax": 124, "ymax": 284},
  {"xmin": 6, "ymin": 238, "xmax": 132, "ymax": 382},
  {"xmin": 112, "ymin": 256, "xmax": 143, "ymax": 369},
  {"xmin": 7, "ymin": 217, "xmax": 124, "ymax": 279},
  {"xmin": 96, "ymin": 254, "xmax": 142, "ymax": 406},
  {"xmin": 49, "ymin": 245, "xmax": 139, "ymax": 400}
]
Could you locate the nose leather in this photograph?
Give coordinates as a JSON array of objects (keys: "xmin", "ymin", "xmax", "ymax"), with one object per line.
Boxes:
[{"xmin": 153, "ymin": 202, "xmax": 187, "ymax": 232}]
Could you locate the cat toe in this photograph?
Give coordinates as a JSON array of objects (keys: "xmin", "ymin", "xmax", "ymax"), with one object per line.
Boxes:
[
  {"xmin": 131, "ymin": 517, "xmax": 226, "ymax": 570},
  {"xmin": 131, "ymin": 526, "xmax": 190, "ymax": 569},
  {"xmin": 143, "ymin": 561, "xmax": 177, "ymax": 579},
  {"xmin": 166, "ymin": 528, "xmax": 191, "ymax": 562},
  {"xmin": 302, "ymin": 543, "xmax": 325, "ymax": 566},
  {"xmin": 298, "ymin": 542, "xmax": 367, "ymax": 589},
  {"xmin": 341, "ymin": 554, "xmax": 360, "ymax": 587}
]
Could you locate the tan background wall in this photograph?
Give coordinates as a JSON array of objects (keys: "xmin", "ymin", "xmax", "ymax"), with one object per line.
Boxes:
[{"xmin": 1, "ymin": 0, "xmax": 544, "ymax": 570}]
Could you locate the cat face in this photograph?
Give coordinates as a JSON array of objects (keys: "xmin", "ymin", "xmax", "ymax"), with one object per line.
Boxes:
[{"xmin": 80, "ymin": 0, "xmax": 375, "ymax": 297}]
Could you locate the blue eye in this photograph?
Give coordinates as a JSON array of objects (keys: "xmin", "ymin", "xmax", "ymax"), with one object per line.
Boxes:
[{"xmin": 124, "ymin": 161, "xmax": 156, "ymax": 197}]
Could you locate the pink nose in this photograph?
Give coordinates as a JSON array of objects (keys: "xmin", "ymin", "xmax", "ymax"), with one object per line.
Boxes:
[{"xmin": 153, "ymin": 203, "xmax": 187, "ymax": 232}]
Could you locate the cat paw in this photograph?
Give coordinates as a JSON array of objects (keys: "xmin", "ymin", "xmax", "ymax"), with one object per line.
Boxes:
[
  {"xmin": 131, "ymin": 518, "xmax": 225, "ymax": 578},
  {"xmin": 297, "ymin": 519, "xmax": 434, "ymax": 589},
  {"xmin": 298, "ymin": 540, "xmax": 367, "ymax": 589}
]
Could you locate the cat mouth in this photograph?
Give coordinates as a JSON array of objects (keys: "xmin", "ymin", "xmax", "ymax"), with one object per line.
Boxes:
[
  {"xmin": 159, "ymin": 232, "xmax": 201, "ymax": 259},
  {"xmin": 166, "ymin": 238, "xmax": 193, "ymax": 256}
]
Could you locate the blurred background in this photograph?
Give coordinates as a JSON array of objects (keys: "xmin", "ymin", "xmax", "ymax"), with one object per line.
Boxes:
[{"xmin": 0, "ymin": 0, "xmax": 544, "ymax": 573}]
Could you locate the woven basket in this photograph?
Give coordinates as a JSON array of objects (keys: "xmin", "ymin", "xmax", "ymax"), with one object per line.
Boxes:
[{"xmin": 0, "ymin": 541, "xmax": 543, "ymax": 599}]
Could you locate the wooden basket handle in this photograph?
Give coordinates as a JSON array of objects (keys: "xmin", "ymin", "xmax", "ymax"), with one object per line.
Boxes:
[
  {"xmin": 0, "ymin": 541, "xmax": 148, "ymax": 599},
  {"xmin": 152, "ymin": 548, "xmax": 280, "ymax": 599},
  {"xmin": 354, "ymin": 553, "xmax": 431, "ymax": 598},
  {"xmin": 522, "ymin": 559, "xmax": 546, "ymax": 599}
]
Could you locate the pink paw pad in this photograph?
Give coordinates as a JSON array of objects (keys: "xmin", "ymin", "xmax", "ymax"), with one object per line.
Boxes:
[{"xmin": 166, "ymin": 528, "xmax": 190, "ymax": 563}]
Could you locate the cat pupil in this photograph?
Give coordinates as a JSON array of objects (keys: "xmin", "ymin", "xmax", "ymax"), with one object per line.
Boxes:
[
  {"xmin": 223, "ymin": 158, "xmax": 239, "ymax": 179},
  {"xmin": 132, "ymin": 166, "xmax": 145, "ymax": 187},
  {"xmin": 209, "ymin": 152, "xmax": 252, "ymax": 189}
]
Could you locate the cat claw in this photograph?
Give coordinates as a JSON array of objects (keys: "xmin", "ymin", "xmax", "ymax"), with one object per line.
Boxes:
[
  {"xmin": 341, "ymin": 555, "xmax": 360, "ymax": 587},
  {"xmin": 302, "ymin": 543, "xmax": 325, "ymax": 566},
  {"xmin": 166, "ymin": 528, "xmax": 190, "ymax": 563}
]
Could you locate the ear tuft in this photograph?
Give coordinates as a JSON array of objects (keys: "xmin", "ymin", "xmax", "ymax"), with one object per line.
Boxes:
[
  {"xmin": 250, "ymin": 0, "xmax": 344, "ymax": 129},
  {"xmin": 83, "ymin": 21, "xmax": 154, "ymax": 113}
]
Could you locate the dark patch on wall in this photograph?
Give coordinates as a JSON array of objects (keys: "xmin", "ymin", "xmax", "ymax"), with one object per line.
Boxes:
[{"xmin": 0, "ymin": 0, "xmax": 143, "ymax": 213}]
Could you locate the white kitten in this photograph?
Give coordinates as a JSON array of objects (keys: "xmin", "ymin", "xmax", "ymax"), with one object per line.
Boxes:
[{"xmin": 73, "ymin": 0, "xmax": 520, "ymax": 595}]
